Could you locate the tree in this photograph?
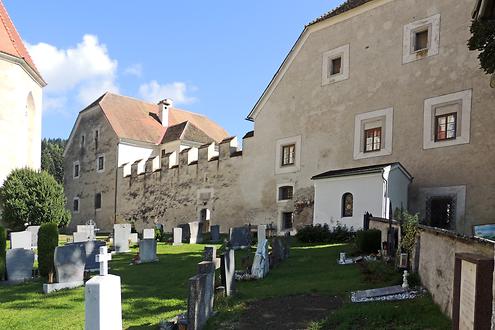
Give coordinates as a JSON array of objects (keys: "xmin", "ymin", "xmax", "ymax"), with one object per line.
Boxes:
[
  {"xmin": 37, "ymin": 223, "xmax": 59, "ymax": 282},
  {"xmin": 41, "ymin": 138, "xmax": 66, "ymax": 184},
  {"xmin": 0, "ymin": 168, "xmax": 70, "ymax": 231}
]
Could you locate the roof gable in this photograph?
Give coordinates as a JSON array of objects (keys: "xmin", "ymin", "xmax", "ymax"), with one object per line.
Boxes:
[
  {"xmin": 0, "ymin": 1, "xmax": 45, "ymax": 85},
  {"xmin": 311, "ymin": 162, "xmax": 412, "ymax": 180}
]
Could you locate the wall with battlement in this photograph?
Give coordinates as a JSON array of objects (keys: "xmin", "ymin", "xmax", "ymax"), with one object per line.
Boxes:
[{"xmin": 116, "ymin": 136, "xmax": 263, "ymax": 233}]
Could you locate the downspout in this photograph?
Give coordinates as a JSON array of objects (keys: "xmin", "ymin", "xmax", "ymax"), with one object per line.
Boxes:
[
  {"xmin": 381, "ymin": 167, "xmax": 389, "ymax": 219},
  {"xmin": 114, "ymin": 142, "xmax": 119, "ymax": 225}
]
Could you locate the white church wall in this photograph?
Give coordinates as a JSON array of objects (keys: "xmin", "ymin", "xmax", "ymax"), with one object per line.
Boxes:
[
  {"xmin": 0, "ymin": 59, "xmax": 42, "ymax": 186},
  {"xmin": 313, "ymin": 173, "xmax": 384, "ymax": 231}
]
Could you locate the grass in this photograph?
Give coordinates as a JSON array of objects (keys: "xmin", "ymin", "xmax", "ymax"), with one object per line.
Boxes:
[{"xmin": 0, "ymin": 240, "xmax": 451, "ymax": 329}]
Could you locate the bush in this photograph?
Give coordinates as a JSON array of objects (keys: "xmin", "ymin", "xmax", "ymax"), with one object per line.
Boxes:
[
  {"xmin": 296, "ymin": 223, "xmax": 354, "ymax": 244},
  {"xmin": 0, "ymin": 226, "xmax": 5, "ymax": 280},
  {"xmin": 355, "ymin": 229, "xmax": 381, "ymax": 254},
  {"xmin": 38, "ymin": 223, "xmax": 59, "ymax": 282},
  {"xmin": 0, "ymin": 168, "xmax": 70, "ymax": 231}
]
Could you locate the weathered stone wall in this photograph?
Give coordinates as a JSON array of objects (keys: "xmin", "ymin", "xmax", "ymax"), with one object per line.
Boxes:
[
  {"xmin": 64, "ymin": 105, "xmax": 119, "ymax": 232},
  {"xmin": 417, "ymin": 226, "xmax": 494, "ymax": 318}
]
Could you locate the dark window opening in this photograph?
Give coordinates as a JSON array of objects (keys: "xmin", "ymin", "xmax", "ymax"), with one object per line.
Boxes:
[
  {"xmin": 330, "ymin": 57, "xmax": 342, "ymax": 75},
  {"xmin": 73, "ymin": 199, "xmax": 79, "ymax": 212},
  {"xmin": 97, "ymin": 156, "xmax": 104, "ymax": 171},
  {"xmin": 427, "ymin": 196, "xmax": 455, "ymax": 229},
  {"xmin": 342, "ymin": 193, "xmax": 353, "ymax": 217},
  {"xmin": 278, "ymin": 186, "xmax": 294, "ymax": 201},
  {"xmin": 161, "ymin": 150, "xmax": 166, "ymax": 157},
  {"xmin": 81, "ymin": 135, "xmax": 85, "ymax": 147},
  {"xmin": 95, "ymin": 130, "xmax": 99, "ymax": 149},
  {"xmin": 435, "ymin": 113, "xmax": 457, "ymax": 141},
  {"xmin": 414, "ymin": 29, "xmax": 429, "ymax": 51},
  {"xmin": 364, "ymin": 127, "xmax": 382, "ymax": 152},
  {"xmin": 282, "ymin": 212, "xmax": 293, "ymax": 230},
  {"xmin": 281, "ymin": 144, "xmax": 295, "ymax": 166},
  {"xmin": 74, "ymin": 163, "xmax": 80, "ymax": 178},
  {"xmin": 95, "ymin": 193, "xmax": 102, "ymax": 210}
]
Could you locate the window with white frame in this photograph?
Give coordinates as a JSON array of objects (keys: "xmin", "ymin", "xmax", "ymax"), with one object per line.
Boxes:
[
  {"xmin": 354, "ymin": 107, "xmax": 393, "ymax": 159},
  {"xmin": 73, "ymin": 161, "xmax": 80, "ymax": 179},
  {"xmin": 403, "ymin": 14, "xmax": 440, "ymax": 64},
  {"xmin": 96, "ymin": 154, "xmax": 105, "ymax": 172},
  {"xmin": 322, "ymin": 44, "xmax": 350, "ymax": 85},
  {"xmin": 73, "ymin": 197, "xmax": 80, "ymax": 213},
  {"xmin": 275, "ymin": 135, "xmax": 302, "ymax": 174},
  {"xmin": 423, "ymin": 89, "xmax": 471, "ymax": 149}
]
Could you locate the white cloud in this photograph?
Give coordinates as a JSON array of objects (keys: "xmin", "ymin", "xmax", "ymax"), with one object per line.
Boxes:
[
  {"xmin": 124, "ymin": 64, "xmax": 142, "ymax": 77},
  {"xmin": 138, "ymin": 80, "xmax": 197, "ymax": 105},
  {"xmin": 26, "ymin": 34, "xmax": 119, "ymax": 110}
]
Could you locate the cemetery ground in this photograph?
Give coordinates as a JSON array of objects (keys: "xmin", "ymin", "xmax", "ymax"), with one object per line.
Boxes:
[{"xmin": 0, "ymin": 240, "xmax": 450, "ymax": 329}]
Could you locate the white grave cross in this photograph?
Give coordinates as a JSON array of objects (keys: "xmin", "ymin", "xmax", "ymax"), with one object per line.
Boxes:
[{"xmin": 95, "ymin": 246, "xmax": 112, "ymax": 276}]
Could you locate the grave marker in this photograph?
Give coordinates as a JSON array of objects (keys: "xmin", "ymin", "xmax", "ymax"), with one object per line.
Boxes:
[
  {"xmin": 210, "ymin": 225, "xmax": 220, "ymax": 243},
  {"xmin": 229, "ymin": 226, "xmax": 252, "ymax": 249},
  {"xmin": 221, "ymin": 249, "xmax": 235, "ymax": 296},
  {"xmin": 10, "ymin": 231, "xmax": 31, "ymax": 250},
  {"xmin": 143, "ymin": 228, "xmax": 155, "ymax": 239},
  {"xmin": 114, "ymin": 224, "xmax": 131, "ymax": 253},
  {"xmin": 138, "ymin": 239, "xmax": 158, "ymax": 263},
  {"xmin": 173, "ymin": 227, "xmax": 182, "ymax": 246},
  {"xmin": 189, "ymin": 221, "xmax": 203, "ymax": 244},
  {"xmin": 43, "ymin": 244, "xmax": 86, "ymax": 293},
  {"xmin": 6, "ymin": 248, "xmax": 34, "ymax": 283},
  {"xmin": 26, "ymin": 226, "xmax": 40, "ymax": 248}
]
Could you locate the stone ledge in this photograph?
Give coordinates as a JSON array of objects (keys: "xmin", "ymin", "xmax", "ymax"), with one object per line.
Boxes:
[
  {"xmin": 43, "ymin": 281, "xmax": 84, "ymax": 294},
  {"xmin": 418, "ymin": 224, "xmax": 495, "ymax": 247}
]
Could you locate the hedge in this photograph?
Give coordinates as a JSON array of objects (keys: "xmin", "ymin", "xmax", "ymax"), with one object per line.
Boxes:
[
  {"xmin": 0, "ymin": 226, "xmax": 5, "ymax": 280},
  {"xmin": 37, "ymin": 223, "xmax": 59, "ymax": 281},
  {"xmin": 355, "ymin": 229, "xmax": 381, "ymax": 254}
]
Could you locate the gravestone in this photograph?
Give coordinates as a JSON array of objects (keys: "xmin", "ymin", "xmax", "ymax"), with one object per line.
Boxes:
[
  {"xmin": 173, "ymin": 227, "xmax": 182, "ymax": 246},
  {"xmin": 188, "ymin": 273, "xmax": 208, "ymax": 330},
  {"xmin": 43, "ymin": 244, "xmax": 86, "ymax": 293},
  {"xmin": 85, "ymin": 246, "xmax": 122, "ymax": 330},
  {"xmin": 453, "ymin": 253, "xmax": 493, "ymax": 330},
  {"xmin": 203, "ymin": 246, "xmax": 220, "ymax": 269},
  {"xmin": 251, "ymin": 239, "xmax": 269, "ymax": 279},
  {"xmin": 138, "ymin": 239, "xmax": 158, "ymax": 263},
  {"xmin": 221, "ymin": 249, "xmax": 235, "ymax": 296},
  {"xmin": 189, "ymin": 221, "xmax": 203, "ymax": 244},
  {"xmin": 6, "ymin": 248, "xmax": 34, "ymax": 282},
  {"xmin": 210, "ymin": 225, "xmax": 220, "ymax": 243},
  {"xmin": 26, "ymin": 226, "xmax": 40, "ymax": 248},
  {"xmin": 77, "ymin": 225, "xmax": 96, "ymax": 240},
  {"xmin": 257, "ymin": 224, "xmax": 266, "ymax": 242},
  {"xmin": 229, "ymin": 226, "xmax": 252, "ymax": 249},
  {"xmin": 143, "ymin": 228, "xmax": 155, "ymax": 240},
  {"xmin": 129, "ymin": 233, "xmax": 139, "ymax": 245},
  {"xmin": 69, "ymin": 240, "xmax": 106, "ymax": 271},
  {"xmin": 353, "ymin": 285, "xmax": 407, "ymax": 301},
  {"xmin": 73, "ymin": 231, "xmax": 90, "ymax": 243},
  {"xmin": 114, "ymin": 224, "xmax": 131, "ymax": 253},
  {"xmin": 10, "ymin": 231, "xmax": 32, "ymax": 250},
  {"xmin": 197, "ymin": 261, "xmax": 215, "ymax": 316},
  {"xmin": 178, "ymin": 223, "xmax": 190, "ymax": 243}
]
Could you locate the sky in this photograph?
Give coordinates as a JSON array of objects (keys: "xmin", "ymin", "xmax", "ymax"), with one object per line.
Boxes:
[{"xmin": 5, "ymin": 1, "xmax": 343, "ymax": 140}]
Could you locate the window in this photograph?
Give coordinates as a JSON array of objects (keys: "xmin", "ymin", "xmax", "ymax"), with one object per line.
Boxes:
[
  {"xmin": 354, "ymin": 107, "xmax": 393, "ymax": 160},
  {"xmin": 278, "ymin": 186, "xmax": 294, "ymax": 201},
  {"xmin": 364, "ymin": 127, "xmax": 382, "ymax": 152},
  {"xmin": 282, "ymin": 212, "xmax": 293, "ymax": 230},
  {"xmin": 330, "ymin": 57, "xmax": 342, "ymax": 76},
  {"xmin": 426, "ymin": 196, "xmax": 455, "ymax": 229},
  {"xmin": 161, "ymin": 149, "xmax": 166, "ymax": 157},
  {"xmin": 434, "ymin": 113, "xmax": 456, "ymax": 141},
  {"xmin": 73, "ymin": 197, "xmax": 80, "ymax": 213},
  {"xmin": 94, "ymin": 193, "xmax": 102, "ymax": 210},
  {"xmin": 81, "ymin": 135, "xmax": 85, "ymax": 148},
  {"xmin": 94, "ymin": 130, "xmax": 99, "ymax": 149},
  {"xmin": 73, "ymin": 161, "xmax": 80, "ymax": 179},
  {"xmin": 96, "ymin": 155, "xmax": 105, "ymax": 172},
  {"xmin": 322, "ymin": 44, "xmax": 350, "ymax": 85},
  {"xmin": 403, "ymin": 14, "xmax": 440, "ymax": 64},
  {"xmin": 281, "ymin": 144, "xmax": 295, "ymax": 166},
  {"xmin": 414, "ymin": 29, "xmax": 429, "ymax": 51},
  {"xmin": 423, "ymin": 89, "xmax": 471, "ymax": 149},
  {"xmin": 200, "ymin": 208, "xmax": 210, "ymax": 221},
  {"xmin": 342, "ymin": 193, "xmax": 353, "ymax": 217}
]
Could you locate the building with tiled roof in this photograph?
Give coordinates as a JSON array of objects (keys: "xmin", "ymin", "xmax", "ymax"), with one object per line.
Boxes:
[
  {"xmin": 63, "ymin": 92, "xmax": 229, "ymax": 230},
  {"xmin": 0, "ymin": 0, "xmax": 45, "ymax": 187}
]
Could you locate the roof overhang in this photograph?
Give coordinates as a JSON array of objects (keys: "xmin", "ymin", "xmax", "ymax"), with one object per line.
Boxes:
[
  {"xmin": 0, "ymin": 51, "xmax": 46, "ymax": 87},
  {"xmin": 311, "ymin": 162, "xmax": 413, "ymax": 181},
  {"xmin": 246, "ymin": 0, "xmax": 394, "ymax": 122}
]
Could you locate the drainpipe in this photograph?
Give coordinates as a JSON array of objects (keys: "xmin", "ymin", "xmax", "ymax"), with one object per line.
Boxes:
[{"xmin": 114, "ymin": 142, "xmax": 119, "ymax": 225}]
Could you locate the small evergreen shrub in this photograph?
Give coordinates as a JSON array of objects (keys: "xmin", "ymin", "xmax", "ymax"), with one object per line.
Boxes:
[
  {"xmin": 0, "ymin": 226, "xmax": 6, "ymax": 280},
  {"xmin": 38, "ymin": 223, "xmax": 59, "ymax": 282},
  {"xmin": 355, "ymin": 229, "xmax": 381, "ymax": 254}
]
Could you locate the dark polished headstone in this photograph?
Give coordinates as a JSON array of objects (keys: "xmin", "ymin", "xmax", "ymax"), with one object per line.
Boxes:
[
  {"xmin": 6, "ymin": 248, "xmax": 34, "ymax": 282},
  {"xmin": 54, "ymin": 244, "xmax": 86, "ymax": 283},
  {"xmin": 210, "ymin": 225, "xmax": 220, "ymax": 242},
  {"xmin": 178, "ymin": 224, "xmax": 190, "ymax": 243},
  {"xmin": 139, "ymin": 239, "xmax": 158, "ymax": 263},
  {"xmin": 221, "ymin": 249, "xmax": 235, "ymax": 296},
  {"xmin": 229, "ymin": 226, "xmax": 252, "ymax": 249}
]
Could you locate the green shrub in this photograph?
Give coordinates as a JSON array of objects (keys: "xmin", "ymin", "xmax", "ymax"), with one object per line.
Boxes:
[
  {"xmin": 296, "ymin": 223, "xmax": 355, "ymax": 244},
  {"xmin": 38, "ymin": 223, "xmax": 59, "ymax": 281},
  {"xmin": 0, "ymin": 168, "xmax": 70, "ymax": 231},
  {"xmin": 0, "ymin": 226, "xmax": 5, "ymax": 280},
  {"xmin": 355, "ymin": 229, "xmax": 381, "ymax": 254}
]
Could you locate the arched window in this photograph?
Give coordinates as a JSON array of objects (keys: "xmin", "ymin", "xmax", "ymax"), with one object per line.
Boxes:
[{"xmin": 342, "ymin": 193, "xmax": 353, "ymax": 217}]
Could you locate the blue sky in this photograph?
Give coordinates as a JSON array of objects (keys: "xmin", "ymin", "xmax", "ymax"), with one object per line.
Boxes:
[{"xmin": 5, "ymin": 1, "xmax": 342, "ymax": 140}]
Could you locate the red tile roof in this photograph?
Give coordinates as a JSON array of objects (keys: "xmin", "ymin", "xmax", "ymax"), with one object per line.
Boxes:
[
  {"xmin": 0, "ymin": 0, "xmax": 44, "ymax": 81},
  {"xmin": 91, "ymin": 93, "xmax": 229, "ymax": 144},
  {"xmin": 307, "ymin": 0, "xmax": 374, "ymax": 26}
]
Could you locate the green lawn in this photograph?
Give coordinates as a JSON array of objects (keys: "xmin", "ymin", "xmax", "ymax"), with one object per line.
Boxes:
[{"xmin": 0, "ymin": 241, "xmax": 451, "ymax": 329}]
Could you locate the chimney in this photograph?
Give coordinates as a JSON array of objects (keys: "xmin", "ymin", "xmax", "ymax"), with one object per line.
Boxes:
[{"xmin": 157, "ymin": 98, "xmax": 173, "ymax": 127}]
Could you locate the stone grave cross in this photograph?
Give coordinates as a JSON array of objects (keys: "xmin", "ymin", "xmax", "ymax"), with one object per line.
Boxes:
[{"xmin": 95, "ymin": 246, "xmax": 112, "ymax": 276}]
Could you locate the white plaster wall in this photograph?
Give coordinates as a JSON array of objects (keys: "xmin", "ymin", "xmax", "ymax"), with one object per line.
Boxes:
[
  {"xmin": 117, "ymin": 143, "xmax": 156, "ymax": 167},
  {"xmin": 0, "ymin": 59, "xmax": 42, "ymax": 186},
  {"xmin": 313, "ymin": 173, "xmax": 384, "ymax": 230}
]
